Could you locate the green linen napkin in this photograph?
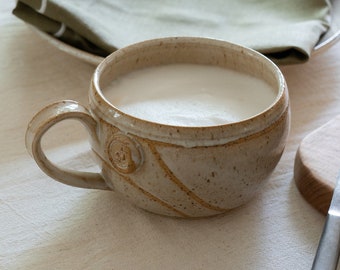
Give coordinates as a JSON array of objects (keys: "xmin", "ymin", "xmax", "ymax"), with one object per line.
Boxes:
[{"xmin": 13, "ymin": 0, "xmax": 331, "ymax": 64}]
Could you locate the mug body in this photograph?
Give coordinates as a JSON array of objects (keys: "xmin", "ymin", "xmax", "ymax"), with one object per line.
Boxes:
[{"xmin": 89, "ymin": 37, "xmax": 290, "ymax": 218}]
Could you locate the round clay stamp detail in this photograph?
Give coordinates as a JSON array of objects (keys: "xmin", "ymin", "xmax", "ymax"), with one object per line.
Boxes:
[{"xmin": 108, "ymin": 133, "xmax": 143, "ymax": 174}]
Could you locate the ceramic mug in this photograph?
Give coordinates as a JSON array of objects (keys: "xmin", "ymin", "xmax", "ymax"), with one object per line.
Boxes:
[{"xmin": 25, "ymin": 37, "xmax": 290, "ymax": 218}]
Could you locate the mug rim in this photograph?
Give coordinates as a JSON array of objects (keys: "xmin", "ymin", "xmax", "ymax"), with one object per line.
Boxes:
[{"xmin": 89, "ymin": 37, "xmax": 289, "ymax": 147}]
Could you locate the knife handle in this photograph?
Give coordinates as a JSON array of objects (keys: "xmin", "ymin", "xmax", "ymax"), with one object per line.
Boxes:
[{"xmin": 312, "ymin": 214, "xmax": 340, "ymax": 270}]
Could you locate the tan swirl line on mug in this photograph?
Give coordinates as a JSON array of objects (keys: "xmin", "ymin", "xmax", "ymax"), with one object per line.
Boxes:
[
  {"xmin": 118, "ymin": 174, "xmax": 190, "ymax": 218},
  {"xmin": 143, "ymin": 107, "xmax": 289, "ymax": 213},
  {"xmin": 146, "ymin": 143, "xmax": 227, "ymax": 213},
  {"xmin": 92, "ymin": 149, "xmax": 190, "ymax": 218}
]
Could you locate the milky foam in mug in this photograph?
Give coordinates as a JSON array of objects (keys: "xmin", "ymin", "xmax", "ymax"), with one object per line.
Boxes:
[{"xmin": 104, "ymin": 64, "xmax": 276, "ymax": 127}]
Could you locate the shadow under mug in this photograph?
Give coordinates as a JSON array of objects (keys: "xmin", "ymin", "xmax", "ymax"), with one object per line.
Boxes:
[{"xmin": 26, "ymin": 37, "xmax": 290, "ymax": 218}]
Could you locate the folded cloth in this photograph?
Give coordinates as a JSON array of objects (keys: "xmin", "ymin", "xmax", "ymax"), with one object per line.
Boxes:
[{"xmin": 13, "ymin": 0, "xmax": 331, "ymax": 64}]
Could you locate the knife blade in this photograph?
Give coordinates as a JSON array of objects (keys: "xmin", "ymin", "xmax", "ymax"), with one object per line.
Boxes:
[{"xmin": 312, "ymin": 172, "xmax": 340, "ymax": 270}]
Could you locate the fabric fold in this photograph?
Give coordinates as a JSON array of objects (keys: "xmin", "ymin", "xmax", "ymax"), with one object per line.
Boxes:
[{"xmin": 13, "ymin": 0, "xmax": 331, "ymax": 64}]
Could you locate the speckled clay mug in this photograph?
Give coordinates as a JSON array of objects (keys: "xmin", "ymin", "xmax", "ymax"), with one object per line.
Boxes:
[{"xmin": 26, "ymin": 37, "xmax": 290, "ymax": 218}]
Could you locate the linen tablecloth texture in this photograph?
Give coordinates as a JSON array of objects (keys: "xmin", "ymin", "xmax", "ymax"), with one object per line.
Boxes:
[{"xmin": 13, "ymin": 0, "xmax": 331, "ymax": 64}]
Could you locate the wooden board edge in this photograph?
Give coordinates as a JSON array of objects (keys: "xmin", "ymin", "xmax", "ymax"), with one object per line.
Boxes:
[{"xmin": 294, "ymin": 145, "xmax": 333, "ymax": 215}]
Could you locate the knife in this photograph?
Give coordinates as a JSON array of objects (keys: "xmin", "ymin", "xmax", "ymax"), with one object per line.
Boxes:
[{"xmin": 312, "ymin": 172, "xmax": 340, "ymax": 270}]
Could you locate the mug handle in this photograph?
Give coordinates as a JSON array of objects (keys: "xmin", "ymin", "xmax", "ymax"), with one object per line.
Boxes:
[{"xmin": 25, "ymin": 100, "xmax": 109, "ymax": 190}]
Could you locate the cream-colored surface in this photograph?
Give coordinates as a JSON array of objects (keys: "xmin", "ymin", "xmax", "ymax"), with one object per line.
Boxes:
[{"xmin": 1, "ymin": 1, "xmax": 340, "ymax": 269}]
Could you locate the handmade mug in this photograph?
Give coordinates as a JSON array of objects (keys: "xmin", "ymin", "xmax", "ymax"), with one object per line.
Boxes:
[{"xmin": 25, "ymin": 37, "xmax": 290, "ymax": 218}]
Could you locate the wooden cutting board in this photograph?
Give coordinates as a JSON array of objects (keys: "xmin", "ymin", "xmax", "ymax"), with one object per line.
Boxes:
[{"xmin": 294, "ymin": 115, "xmax": 340, "ymax": 215}]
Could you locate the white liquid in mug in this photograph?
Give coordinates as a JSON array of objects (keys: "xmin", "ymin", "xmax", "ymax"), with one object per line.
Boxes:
[{"xmin": 104, "ymin": 64, "xmax": 276, "ymax": 127}]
